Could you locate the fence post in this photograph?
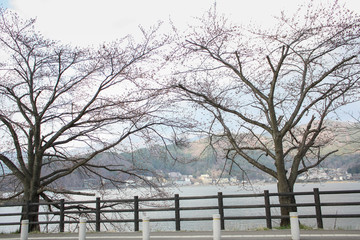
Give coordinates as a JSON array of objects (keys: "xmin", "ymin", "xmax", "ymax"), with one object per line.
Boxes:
[
  {"xmin": 60, "ymin": 199, "xmax": 65, "ymax": 233},
  {"xmin": 96, "ymin": 197, "xmax": 101, "ymax": 232},
  {"xmin": 213, "ymin": 214, "xmax": 221, "ymax": 240},
  {"xmin": 20, "ymin": 220, "xmax": 29, "ymax": 240},
  {"xmin": 264, "ymin": 190, "xmax": 272, "ymax": 229},
  {"xmin": 175, "ymin": 194, "xmax": 180, "ymax": 231},
  {"xmin": 79, "ymin": 217, "xmax": 87, "ymax": 240},
  {"xmin": 134, "ymin": 196, "xmax": 139, "ymax": 231},
  {"xmin": 217, "ymin": 192, "xmax": 225, "ymax": 230},
  {"xmin": 142, "ymin": 217, "xmax": 150, "ymax": 240},
  {"xmin": 290, "ymin": 212, "xmax": 300, "ymax": 240},
  {"xmin": 313, "ymin": 188, "xmax": 323, "ymax": 229},
  {"xmin": 26, "ymin": 201, "xmax": 30, "ymax": 220}
]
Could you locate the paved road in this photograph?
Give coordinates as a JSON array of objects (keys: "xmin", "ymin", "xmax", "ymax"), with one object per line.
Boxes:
[{"xmin": 1, "ymin": 230, "xmax": 360, "ymax": 240}]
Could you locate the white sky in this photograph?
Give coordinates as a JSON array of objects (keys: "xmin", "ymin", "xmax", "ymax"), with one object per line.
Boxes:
[{"xmin": 3, "ymin": 0, "xmax": 360, "ymax": 47}]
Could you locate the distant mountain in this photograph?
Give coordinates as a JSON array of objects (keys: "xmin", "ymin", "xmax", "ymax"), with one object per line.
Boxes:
[
  {"xmin": 80, "ymin": 121, "xmax": 360, "ymax": 183},
  {"xmin": 320, "ymin": 121, "xmax": 360, "ymax": 155},
  {"xmin": 3, "ymin": 121, "xmax": 357, "ymax": 192},
  {"xmin": 138, "ymin": 120, "xmax": 360, "ymax": 180}
]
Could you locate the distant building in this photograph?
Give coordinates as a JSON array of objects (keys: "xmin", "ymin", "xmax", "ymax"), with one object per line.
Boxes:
[
  {"xmin": 168, "ymin": 172, "xmax": 182, "ymax": 180},
  {"xmin": 298, "ymin": 168, "xmax": 351, "ymax": 181},
  {"xmin": 198, "ymin": 174, "xmax": 212, "ymax": 184}
]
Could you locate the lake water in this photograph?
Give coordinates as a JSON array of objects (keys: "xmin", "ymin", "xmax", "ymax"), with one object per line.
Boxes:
[
  {"xmin": 144, "ymin": 181, "xmax": 360, "ymax": 232},
  {"xmin": 0, "ymin": 181, "xmax": 359, "ymax": 233}
]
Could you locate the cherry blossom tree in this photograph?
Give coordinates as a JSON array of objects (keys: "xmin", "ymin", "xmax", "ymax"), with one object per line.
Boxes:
[
  {"xmin": 172, "ymin": 2, "xmax": 360, "ymax": 226},
  {"xmin": 0, "ymin": 9, "xmax": 169, "ymax": 231}
]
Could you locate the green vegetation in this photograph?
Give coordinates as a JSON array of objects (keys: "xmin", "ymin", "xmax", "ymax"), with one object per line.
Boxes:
[{"xmin": 274, "ymin": 223, "xmax": 314, "ymax": 230}]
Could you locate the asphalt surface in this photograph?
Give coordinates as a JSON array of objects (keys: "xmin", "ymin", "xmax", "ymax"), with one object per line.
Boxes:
[{"xmin": 1, "ymin": 230, "xmax": 360, "ymax": 240}]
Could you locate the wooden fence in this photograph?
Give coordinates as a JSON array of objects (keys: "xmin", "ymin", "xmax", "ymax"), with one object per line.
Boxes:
[{"xmin": 0, "ymin": 188, "xmax": 359, "ymax": 232}]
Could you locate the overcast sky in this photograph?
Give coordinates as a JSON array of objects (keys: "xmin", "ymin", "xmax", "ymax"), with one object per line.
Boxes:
[{"xmin": 1, "ymin": 0, "xmax": 359, "ymax": 47}]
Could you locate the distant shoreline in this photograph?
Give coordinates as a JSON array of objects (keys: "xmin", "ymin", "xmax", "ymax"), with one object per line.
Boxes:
[{"xmin": 172, "ymin": 179, "xmax": 360, "ymax": 187}]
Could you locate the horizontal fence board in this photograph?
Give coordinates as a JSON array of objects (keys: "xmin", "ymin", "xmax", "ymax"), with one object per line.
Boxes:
[
  {"xmin": 322, "ymin": 214, "xmax": 360, "ymax": 218},
  {"xmin": 0, "ymin": 212, "xmax": 23, "ymax": 217},
  {"xmin": 148, "ymin": 218, "xmax": 176, "ymax": 222},
  {"xmin": 0, "ymin": 221, "xmax": 21, "ymax": 226},
  {"xmin": 180, "ymin": 217, "xmax": 213, "ymax": 221},
  {"xmin": 100, "ymin": 209, "xmax": 135, "ymax": 213},
  {"xmin": 179, "ymin": 206, "xmax": 218, "ymax": 211},
  {"xmin": 139, "ymin": 207, "xmax": 175, "ymax": 212},
  {"xmin": 222, "ymin": 193, "xmax": 264, "ymax": 198},
  {"xmin": 223, "ymin": 204, "xmax": 265, "ymax": 209},
  {"xmin": 321, "ymin": 202, "xmax": 360, "ymax": 206},
  {"xmin": 179, "ymin": 195, "xmax": 218, "ymax": 200},
  {"xmin": 225, "ymin": 216, "xmax": 267, "ymax": 220},
  {"xmin": 319, "ymin": 190, "xmax": 360, "ymax": 194},
  {"xmin": 91, "ymin": 219, "xmax": 138, "ymax": 223}
]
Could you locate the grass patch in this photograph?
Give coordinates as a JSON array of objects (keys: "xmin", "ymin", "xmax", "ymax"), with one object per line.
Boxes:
[
  {"xmin": 274, "ymin": 225, "xmax": 290, "ymax": 230},
  {"xmin": 254, "ymin": 227, "xmax": 270, "ymax": 231},
  {"xmin": 299, "ymin": 224, "xmax": 314, "ymax": 230},
  {"xmin": 274, "ymin": 223, "xmax": 314, "ymax": 230}
]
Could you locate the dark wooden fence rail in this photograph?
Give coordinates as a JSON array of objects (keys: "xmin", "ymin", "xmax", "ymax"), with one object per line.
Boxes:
[{"xmin": 0, "ymin": 188, "xmax": 359, "ymax": 232}]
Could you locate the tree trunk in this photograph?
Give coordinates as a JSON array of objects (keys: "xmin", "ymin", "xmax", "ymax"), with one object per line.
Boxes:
[
  {"xmin": 277, "ymin": 179, "xmax": 297, "ymax": 227},
  {"xmin": 21, "ymin": 192, "xmax": 41, "ymax": 232}
]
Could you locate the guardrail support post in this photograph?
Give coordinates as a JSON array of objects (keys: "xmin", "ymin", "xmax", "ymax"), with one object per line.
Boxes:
[
  {"xmin": 213, "ymin": 214, "xmax": 221, "ymax": 240},
  {"xmin": 142, "ymin": 217, "xmax": 150, "ymax": 240},
  {"xmin": 290, "ymin": 212, "xmax": 300, "ymax": 240},
  {"xmin": 79, "ymin": 217, "xmax": 87, "ymax": 240},
  {"xmin": 20, "ymin": 220, "xmax": 29, "ymax": 240}
]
